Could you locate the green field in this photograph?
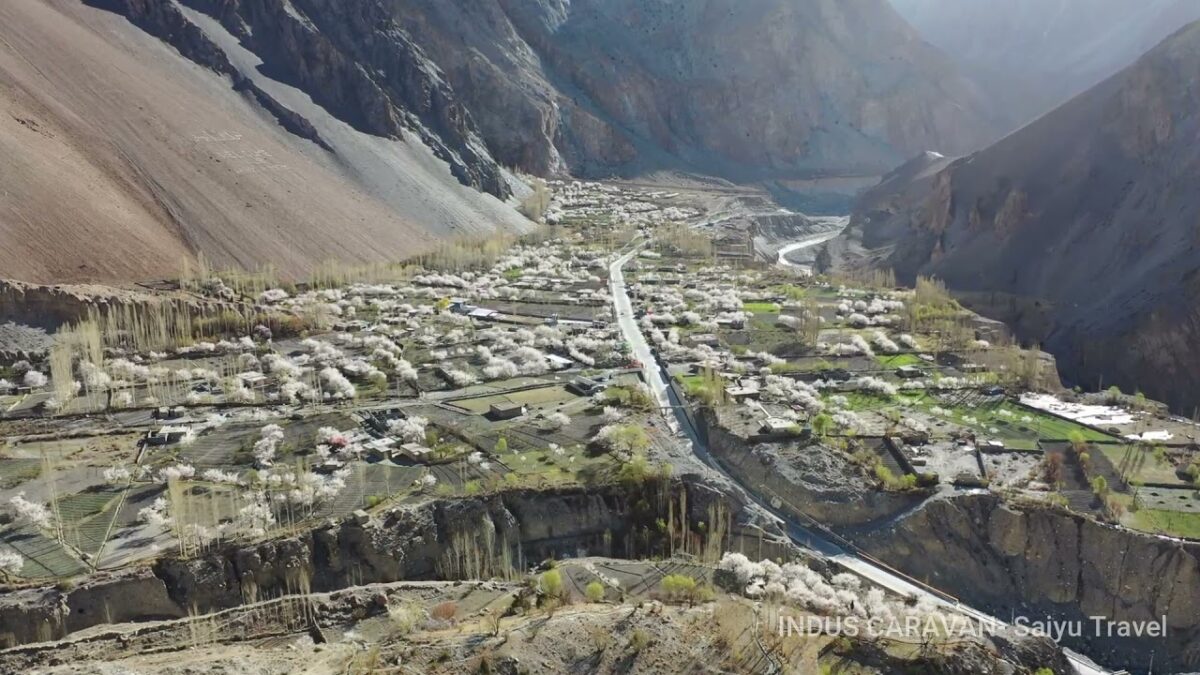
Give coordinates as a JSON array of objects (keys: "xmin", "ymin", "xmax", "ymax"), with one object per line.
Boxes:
[
  {"xmin": 830, "ymin": 391, "xmax": 903, "ymax": 411},
  {"xmin": 1099, "ymin": 444, "xmax": 1187, "ymax": 486},
  {"xmin": 56, "ymin": 487, "xmax": 121, "ymax": 524},
  {"xmin": 743, "ymin": 302, "xmax": 781, "ymax": 314},
  {"xmin": 56, "ymin": 487, "xmax": 126, "ymax": 558},
  {"xmin": 747, "ymin": 311, "xmax": 781, "ymax": 332},
  {"xmin": 1124, "ymin": 507, "xmax": 1200, "ymax": 540},
  {"xmin": 0, "ymin": 526, "xmax": 88, "ymax": 578},
  {"xmin": 769, "ymin": 284, "xmax": 808, "ymax": 300},
  {"xmin": 919, "ymin": 399, "xmax": 1111, "ymax": 443},
  {"xmin": 875, "ymin": 353, "xmax": 926, "ymax": 369},
  {"xmin": 0, "ymin": 458, "xmax": 42, "ymax": 488},
  {"xmin": 451, "ymin": 385, "xmax": 575, "ymax": 414},
  {"xmin": 1000, "ymin": 437, "xmax": 1042, "ymax": 451},
  {"xmin": 996, "ymin": 405, "xmax": 1112, "ymax": 442},
  {"xmin": 500, "ymin": 446, "xmax": 604, "ymax": 487}
]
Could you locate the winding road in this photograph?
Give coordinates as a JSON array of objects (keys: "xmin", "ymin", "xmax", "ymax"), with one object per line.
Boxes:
[{"xmin": 607, "ymin": 238, "xmax": 1110, "ymax": 675}]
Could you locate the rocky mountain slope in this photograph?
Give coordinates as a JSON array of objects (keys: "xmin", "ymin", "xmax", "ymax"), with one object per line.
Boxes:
[
  {"xmin": 117, "ymin": 0, "xmax": 1000, "ymax": 181},
  {"xmin": 0, "ymin": 0, "xmax": 530, "ymax": 285},
  {"xmin": 891, "ymin": 0, "xmax": 1200, "ymax": 128},
  {"xmin": 388, "ymin": 0, "xmax": 996, "ymax": 179},
  {"xmin": 849, "ymin": 20, "xmax": 1200, "ymax": 412}
]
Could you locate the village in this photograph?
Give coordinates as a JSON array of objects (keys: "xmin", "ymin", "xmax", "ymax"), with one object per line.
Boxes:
[
  {"xmin": 617, "ymin": 213, "xmax": 1200, "ymax": 542},
  {"xmin": 0, "ymin": 179, "xmax": 1195, "ymax": 673}
]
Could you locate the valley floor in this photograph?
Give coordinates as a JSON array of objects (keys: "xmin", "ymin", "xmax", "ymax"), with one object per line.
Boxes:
[{"xmin": 0, "ymin": 179, "xmax": 1192, "ymax": 673}]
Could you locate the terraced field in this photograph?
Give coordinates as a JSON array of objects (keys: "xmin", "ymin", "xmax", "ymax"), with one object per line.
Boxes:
[
  {"xmin": 0, "ymin": 526, "xmax": 86, "ymax": 578},
  {"xmin": 56, "ymin": 486, "xmax": 125, "ymax": 558}
]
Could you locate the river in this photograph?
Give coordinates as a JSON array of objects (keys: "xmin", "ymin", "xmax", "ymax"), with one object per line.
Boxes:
[{"xmin": 775, "ymin": 215, "xmax": 849, "ymax": 272}]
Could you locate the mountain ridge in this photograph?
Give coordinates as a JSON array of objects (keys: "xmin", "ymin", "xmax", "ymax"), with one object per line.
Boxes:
[
  {"xmin": 849, "ymin": 19, "xmax": 1200, "ymax": 411},
  {"xmin": 890, "ymin": 0, "xmax": 1200, "ymax": 129}
]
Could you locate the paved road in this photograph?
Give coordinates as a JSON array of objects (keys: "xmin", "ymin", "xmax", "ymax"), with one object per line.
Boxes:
[
  {"xmin": 607, "ymin": 242, "xmax": 1111, "ymax": 675},
  {"xmin": 608, "ymin": 243, "xmax": 677, "ymax": 434}
]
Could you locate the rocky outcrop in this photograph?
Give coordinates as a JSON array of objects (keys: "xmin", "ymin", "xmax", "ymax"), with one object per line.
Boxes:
[
  {"xmin": 0, "ymin": 279, "xmax": 197, "ymax": 331},
  {"xmin": 839, "ymin": 633, "xmax": 1069, "ymax": 675},
  {"xmin": 857, "ymin": 492, "xmax": 1200, "ymax": 672},
  {"xmin": 0, "ymin": 280, "xmax": 97, "ymax": 333},
  {"xmin": 0, "ymin": 481, "xmax": 790, "ymax": 647},
  {"xmin": 849, "ymin": 20, "xmax": 1200, "ymax": 413},
  {"xmin": 700, "ymin": 408, "xmax": 927, "ymax": 528},
  {"xmin": 0, "ymin": 278, "xmax": 281, "ymax": 344}
]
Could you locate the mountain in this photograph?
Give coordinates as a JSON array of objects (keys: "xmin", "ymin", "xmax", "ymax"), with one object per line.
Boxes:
[
  {"xmin": 126, "ymin": 0, "xmax": 999, "ymax": 180},
  {"xmin": 890, "ymin": 0, "xmax": 1200, "ymax": 129},
  {"xmin": 0, "ymin": 0, "xmax": 530, "ymax": 285},
  {"xmin": 383, "ymin": 0, "xmax": 996, "ymax": 180},
  {"xmin": 850, "ymin": 20, "xmax": 1200, "ymax": 412},
  {"xmin": 1, "ymin": 0, "xmax": 997, "ymax": 285}
]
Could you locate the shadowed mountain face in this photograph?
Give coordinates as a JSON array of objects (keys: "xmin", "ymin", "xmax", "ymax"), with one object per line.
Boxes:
[
  {"xmin": 389, "ymin": 0, "xmax": 997, "ymax": 179},
  {"xmin": 851, "ymin": 21, "xmax": 1200, "ymax": 412},
  {"xmin": 891, "ymin": 0, "xmax": 1200, "ymax": 129},
  {"xmin": 108, "ymin": 0, "xmax": 997, "ymax": 182}
]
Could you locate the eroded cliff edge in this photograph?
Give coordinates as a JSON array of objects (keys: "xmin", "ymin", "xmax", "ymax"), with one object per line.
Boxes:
[
  {"xmin": 858, "ymin": 493, "xmax": 1200, "ymax": 671},
  {"xmin": 0, "ymin": 480, "xmax": 788, "ymax": 647}
]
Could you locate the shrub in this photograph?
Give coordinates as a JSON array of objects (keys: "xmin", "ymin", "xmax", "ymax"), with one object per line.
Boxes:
[
  {"xmin": 660, "ymin": 574, "xmax": 698, "ymax": 602},
  {"xmin": 874, "ymin": 464, "xmax": 895, "ymax": 486},
  {"xmin": 430, "ymin": 601, "xmax": 457, "ymax": 622},
  {"xmin": 585, "ymin": 580, "xmax": 605, "ymax": 603},
  {"xmin": 540, "ymin": 569, "xmax": 565, "ymax": 600},
  {"xmin": 595, "ymin": 424, "xmax": 650, "ymax": 455},
  {"xmin": 811, "ymin": 413, "xmax": 833, "ymax": 437},
  {"xmin": 1042, "ymin": 453, "xmax": 1064, "ymax": 484},
  {"xmin": 1068, "ymin": 430, "xmax": 1088, "ymax": 453},
  {"xmin": 629, "ymin": 628, "xmax": 652, "ymax": 653},
  {"xmin": 617, "ymin": 454, "xmax": 652, "ymax": 485}
]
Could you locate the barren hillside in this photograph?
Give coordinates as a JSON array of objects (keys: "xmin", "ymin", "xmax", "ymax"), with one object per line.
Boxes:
[{"xmin": 0, "ymin": 0, "xmax": 529, "ymax": 285}]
